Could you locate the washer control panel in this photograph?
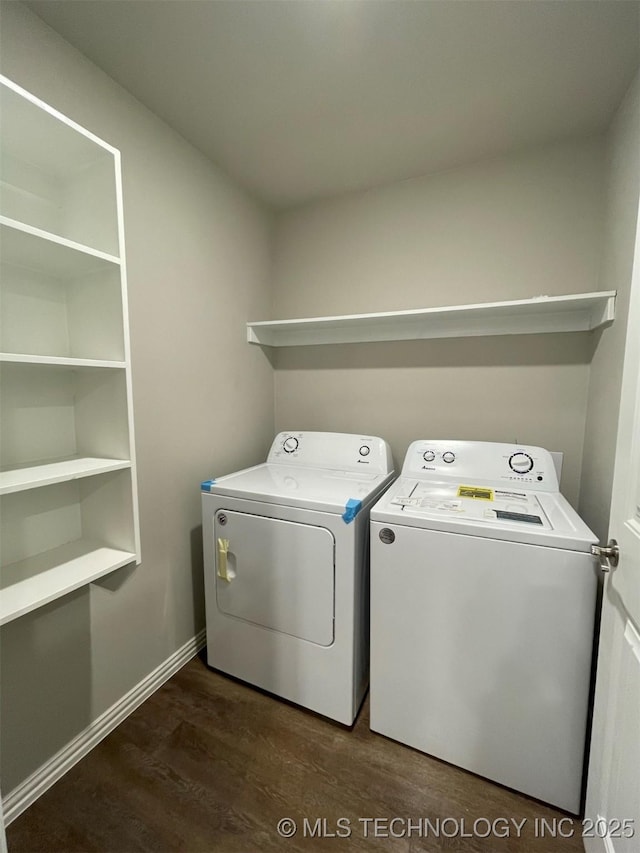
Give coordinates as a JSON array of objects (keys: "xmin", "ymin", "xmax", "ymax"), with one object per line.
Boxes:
[
  {"xmin": 268, "ymin": 431, "xmax": 394, "ymax": 474},
  {"xmin": 282, "ymin": 436, "xmax": 299, "ymax": 454},
  {"xmin": 509, "ymin": 452, "xmax": 533, "ymax": 474},
  {"xmin": 402, "ymin": 440, "xmax": 559, "ymax": 492}
]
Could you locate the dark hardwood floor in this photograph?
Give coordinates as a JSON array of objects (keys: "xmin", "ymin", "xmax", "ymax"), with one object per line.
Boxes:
[{"xmin": 8, "ymin": 653, "xmax": 587, "ymax": 852}]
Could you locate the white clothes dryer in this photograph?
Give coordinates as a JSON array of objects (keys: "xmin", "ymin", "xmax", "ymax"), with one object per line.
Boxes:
[
  {"xmin": 369, "ymin": 440, "xmax": 598, "ymax": 813},
  {"xmin": 202, "ymin": 431, "xmax": 394, "ymax": 725}
]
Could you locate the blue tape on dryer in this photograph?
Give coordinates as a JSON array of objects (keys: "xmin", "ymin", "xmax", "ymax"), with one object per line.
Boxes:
[
  {"xmin": 342, "ymin": 498, "xmax": 362, "ymax": 524},
  {"xmin": 201, "ymin": 479, "xmax": 217, "ymax": 492}
]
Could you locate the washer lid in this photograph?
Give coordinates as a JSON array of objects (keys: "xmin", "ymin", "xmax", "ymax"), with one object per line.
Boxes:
[
  {"xmin": 203, "ymin": 463, "xmax": 394, "ymax": 516},
  {"xmin": 371, "ymin": 477, "xmax": 596, "ymax": 551}
]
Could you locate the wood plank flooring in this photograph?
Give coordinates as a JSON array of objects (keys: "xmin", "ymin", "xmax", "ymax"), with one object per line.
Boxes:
[{"xmin": 7, "ymin": 653, "xmax": 587, "ymax": 852}]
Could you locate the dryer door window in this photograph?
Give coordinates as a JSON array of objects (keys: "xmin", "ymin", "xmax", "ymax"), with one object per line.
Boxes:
[{"xmin": 214, "ymin": 510, "xmax": 335, "ymax": 646}]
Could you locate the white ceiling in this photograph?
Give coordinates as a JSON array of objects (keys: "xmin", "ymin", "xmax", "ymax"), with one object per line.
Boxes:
[{"xmin": 27, "ymin": 0, "xmax": 640, "ymax": 210}]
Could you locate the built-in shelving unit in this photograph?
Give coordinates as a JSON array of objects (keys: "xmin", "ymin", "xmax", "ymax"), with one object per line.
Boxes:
[
  {"xmin": 247, "ymin": 291, "xmax": 616, "ymax": 347},
  {"xmin": 0, "ymin": 74, "xmax": 140, "ymax": 625}
]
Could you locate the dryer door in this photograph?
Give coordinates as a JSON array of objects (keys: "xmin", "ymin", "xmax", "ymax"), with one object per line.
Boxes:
[{"xmin": 213, "ymin": 510, "xmax": 335, "ymax": 646}]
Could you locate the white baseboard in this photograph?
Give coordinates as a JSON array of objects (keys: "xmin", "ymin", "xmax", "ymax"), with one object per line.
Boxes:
[{"xmin": 3, "ymin": 629, "xmax": 206, "ymax": 826}]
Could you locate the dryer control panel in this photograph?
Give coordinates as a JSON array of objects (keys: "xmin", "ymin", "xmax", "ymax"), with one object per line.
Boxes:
[
  {"xmin": 402, "ymin": 440, "xmax": 559, "ymax": 491},
  {"xmin": 268, "ymin": 431, "xmax": 394, "ymax": 474}
]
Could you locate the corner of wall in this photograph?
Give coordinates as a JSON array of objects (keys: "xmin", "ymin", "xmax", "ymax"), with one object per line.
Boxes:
[{"xmin": 579, "ymin": 67, "xmax": 640, "ymax": 540}]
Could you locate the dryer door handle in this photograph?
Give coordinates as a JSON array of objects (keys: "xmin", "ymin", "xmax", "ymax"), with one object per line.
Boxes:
[{"xmin": 217, "ymin": 537, "xmax": 232, "ymax": 582}]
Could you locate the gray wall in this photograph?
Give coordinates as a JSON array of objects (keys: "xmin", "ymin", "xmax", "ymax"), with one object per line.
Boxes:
[
  {"xmin": 580, "ymin": 71, "xmax": 640, "ymax": 542},
  {"xmin": 0, "ymin": 3, "xmax": 274, "ymax": 791},
  {"xmin": 272, "ymin": 139, "xmax": 606, "ymax": 505}
]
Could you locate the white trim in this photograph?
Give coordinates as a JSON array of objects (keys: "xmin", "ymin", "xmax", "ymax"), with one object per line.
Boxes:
[
  {"xmin": 114, "ymin": 146, "xmax": 141, "ymax": 564},
  {"xmin": 624, "ymin": 618, "xmax": 640, "ymax": 664},
  {"xmin": 2, "ymin": 629, "xmax": 206, "ymax": 825},
  {"xmin": 0, "ymin": 792, "xmax": 7, "ymax": 853},
  {"xmin": 583, "ymin": 815, "xmax": 620, "ymax": 853},
  {"xmin": 604, "ymin": 834, "xmax": 618, "ymax": 853}
]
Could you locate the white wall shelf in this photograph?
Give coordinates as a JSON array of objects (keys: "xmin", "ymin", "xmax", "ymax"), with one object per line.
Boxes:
[
  {"xmin": 0, "ymin": 540, "xmax": 137, "ymax": 626},
  {"xmin": 0, "ymin": 457, "xmax": 132, "ymax": 496},
  {"xmin": 247, "ymin": 291, "xmax": 616, "ymax": 347},
  {"xmin": 0, "ymin": 74, "xmax": 140, "ymax": 621},
  {"xmin": 1, "ymin": 216, "xmax": 121, "ymax": 275},
  {"xmin": 0, "ymin": 354, "xmax": 126, "ymax": 369}
]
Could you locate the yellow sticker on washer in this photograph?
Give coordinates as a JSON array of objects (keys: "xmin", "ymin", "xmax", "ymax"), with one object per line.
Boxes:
[{"xmin": 457, "ymin": 485, "xmax": 494, "ymax": 500}]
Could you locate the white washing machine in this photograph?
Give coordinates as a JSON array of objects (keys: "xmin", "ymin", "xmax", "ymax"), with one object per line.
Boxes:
[
  {"xmin": 370, "ymin": 440, "xmax": 598, "ymax": 814},
  {"xmin": 202, "ymin": 431, "xmax": 394, "ymax": 725}
]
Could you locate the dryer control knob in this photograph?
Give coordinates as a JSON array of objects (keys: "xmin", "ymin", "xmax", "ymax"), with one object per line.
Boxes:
[
  {"xmin": 359, "ymin": 445, "xmax": 371, "ymax": 457},
  {"xmin": 509, "ymin": 452, "xmax": 533, "ymax": 474},
  {"xmin": 423, "ymin": 450, "xmax": 436, "ymax": 462},
  {"xmin": 442, "ymin": 451, "xmax": 456, "ymax": 464},
  {"xmin": 283, "ymin": 436, "xmax": 299, "ymax": 453}
]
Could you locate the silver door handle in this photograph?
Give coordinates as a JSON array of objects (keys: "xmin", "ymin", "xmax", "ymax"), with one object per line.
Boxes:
[{"xmin": 591, "ymin": 539, "xmax": 619, "ymax": 573}]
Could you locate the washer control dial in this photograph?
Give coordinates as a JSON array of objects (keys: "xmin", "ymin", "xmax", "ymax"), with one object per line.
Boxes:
[
  {"xmin": 509, "ymin": 452, "xmax": 533, "ymax": 474},
  {"xmin": 283, "ymin": 436, "xmax": 299, "ymax": 454},
  {"xmin": 442, "ymin": 451, "xmax": 456, "ymax": 464},
  {"xmin": 423, "ymin": 450, "xmax": 436, "ymax": 462},
  {"xmin": 359, "ymin": 445, "xmax": 371, "ymax": 457}
]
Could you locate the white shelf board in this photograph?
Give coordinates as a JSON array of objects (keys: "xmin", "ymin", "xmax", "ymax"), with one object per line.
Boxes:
[
  {"xmin": 1, "ymin": 74, "xmax": 118, "ymax": 172},
  {"xmin": 0, "ymin": 539, "xmax": 136, "ymax": 626},
  {"xmin": 0, "ymin": 216, "xmax": 120, "ymax": 275},
  {"xmin": 0, "ymin": 353, "xmax": 126, "ymax": 369},
  {"xmin": 247, "ymin": 291, "xmax": 616, "ymax": 347},
  {"xmin": 0, "ymin": 457, "xmax": 131, "ymax": 495}
]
